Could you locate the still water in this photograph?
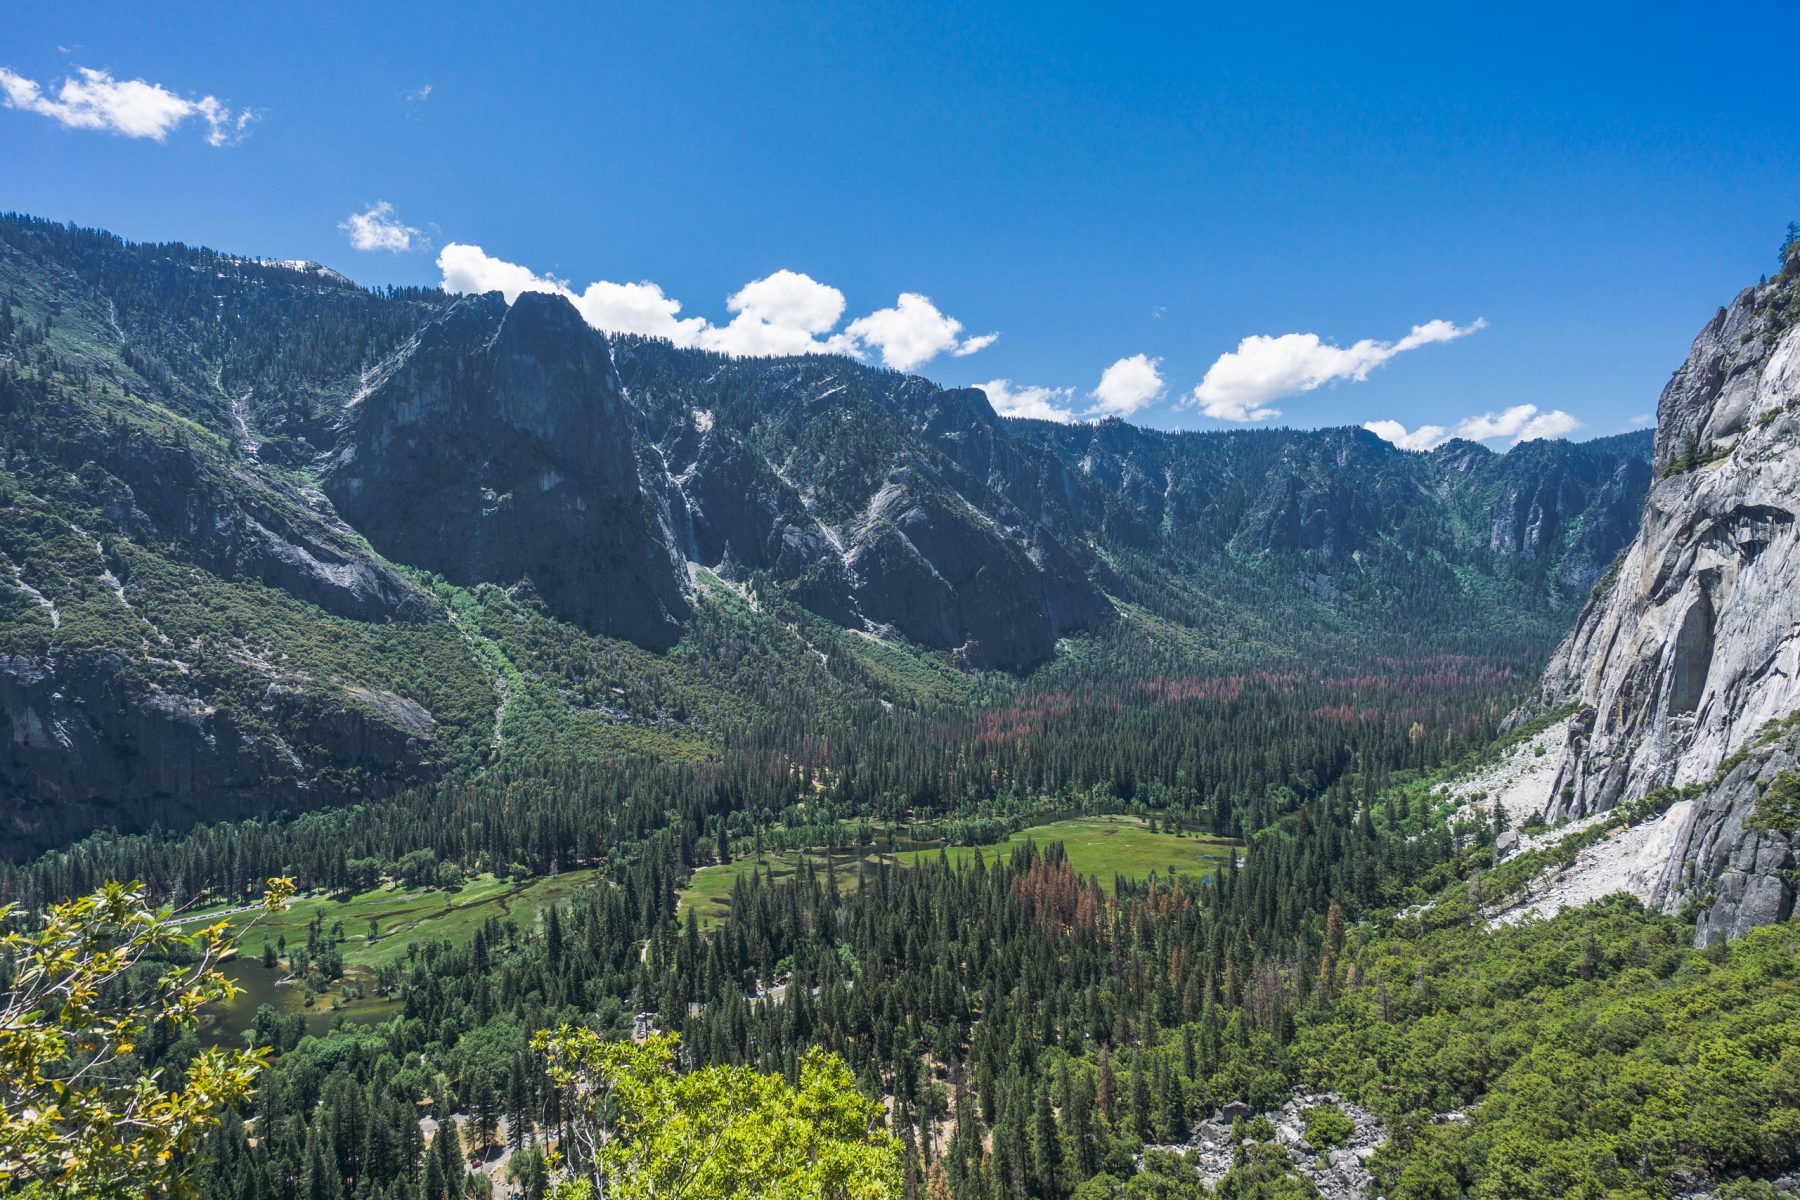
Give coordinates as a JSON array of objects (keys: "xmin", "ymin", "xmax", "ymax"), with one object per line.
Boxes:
[{"xmin": 204, "ymin": 959, "xmax": 402, "ymax": 1046}]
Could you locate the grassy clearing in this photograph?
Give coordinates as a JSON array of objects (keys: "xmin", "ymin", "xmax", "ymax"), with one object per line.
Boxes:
[
  {"xmin": 679, "ymin": 815, "xmax": 1237, "ymax": 930},
  {"xmin": 200, "ymin": 870, "xmax": 609, "ymax": 1043},
  {"xmin": 221, "ymin": 869, "xmax": 605, "ymax": 971}
]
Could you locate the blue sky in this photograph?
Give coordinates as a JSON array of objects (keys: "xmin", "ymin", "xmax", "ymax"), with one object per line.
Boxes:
[{"xmin": 3, "ymin": 2, "xmax": 1795, "ymax": 442}]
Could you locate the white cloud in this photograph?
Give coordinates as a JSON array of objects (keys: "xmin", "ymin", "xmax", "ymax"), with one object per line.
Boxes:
[
  {"xmin": 844, "ymin": 292, "xmax": 996, "ymax": 372},
  {"xmin": 436, "ymin": 245, "xmax": 990, "ymax": 370},
  {"xmin": 1089, "ymin": 354, "xmax": 1165, "ymax": 418},
  {"xmin": 700, "ymin": 269, "xmax": 847, "ymax": 357},
  {"xmin": 726, "ymin": 269, "xmax": 845, "ymax": 332},
  {"xmin": 1628, "ymin": 413, "xmax": 1653, "ymax": 426},
  {"xmin": 438, "ymin": 243, "xmax": 567, "ymax": 301},
  {"xmin": 573, "ymin": 280, "xmax": 709, "ymax": 342},
  {"xmin": 407, "ymin": 83, "xmax": 432, "ymax": 103},
  {"xmin": 977, "ymin": 379, "xmax": 1079, "ymax": 423},
  {"xmin": 1517, "ymin": 409, "xmax": 1582, "ymax": 442},
  {"xmin": 340, "ymin": 202, "xmax": 423, "ymax": 253},
  {"xmin": 0, "ymin": 65, "xmax": 250, "ymax": 145},
  {"xmin": 1451, "ymin": 404, "xmax": 1540, "ymax": 442},
  {"xmin": 1364, "ymin": 403, "xmax": 1582, "ymax": 450},
  {"xmin": 438, "ymin": 243, "xmax": 709, "ymax": 341},
  {"xmin": 1187, "ymin": 318, "xmax": 1486, "ymax": 423},
  {"xmin": 1362, "ymin": 419, "xmax": 1450, "ymax": 451}
]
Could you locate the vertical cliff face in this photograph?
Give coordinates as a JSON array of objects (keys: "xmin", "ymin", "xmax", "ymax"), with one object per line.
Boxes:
[
  {"xmin": 326, "ymin": 292, "xmax": 691, "ymax": 648},
  {"xmin": 612, "ymin": 347, "xmax": 1115, "ymax": 670},
  {"xmin": 1537, "ymin": 248, "xmax": 1800, "ymax": 939}
]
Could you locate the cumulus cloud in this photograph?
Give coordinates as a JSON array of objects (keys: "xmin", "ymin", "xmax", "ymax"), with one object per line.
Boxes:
[
  {"xmin": 437, "ymin": 243, "xmax": 709, "ymax": 341},
  {"xmin": 1090, "ymin": 354, "xmax": 1165, "ymax": 418},
  {"xmin": 436, "ymin": 244, "xmax": 994, "ymax": 370},
  {"xmin": 1187, "ymin": 318, "xmax": 1486, "ymax": 423},
  {"xmin": 575, "ymin": 281, "xmax": 709, "ymax": 342},
  {"xmin": 843, "ymin": 292, "xmax": 997, "ymax": 372},
  {"xmin": 438, "ymin": 243, "xmax": 566, "ymax": 301},
  {"xmin": 977, "ymin": 380, "xmax": 1079, "ymax": 423},
  {"xmin": 1363, "ymin": 419, "xmax": 1450, "ymax": 451},
  {"xmin": 0, "ymin": 65, "xmax": 250, "ymax": 145},
  {"xmin": 1364, "ymin": 403, "xmax": 1582, "ymax": 450},
  {"xmin": 340, "ymin": 202, "xmax": 424, "ymax": 253},
  {"xmin": 702, "ymin": 269, "xmax": 848, "ymax": 357},
  {"xmin": 1509, "ymin": 407, "xmax": 1583, "ymax": 442}
]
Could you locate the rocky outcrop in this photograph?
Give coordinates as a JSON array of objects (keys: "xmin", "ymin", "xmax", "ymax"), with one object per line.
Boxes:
[
  {"xmin": 1014, "ymin": 420, "xmax": 1652, "ymax": 623},
  {"xmin": 0, "ymin": 653, "xmax": 437, "ymax": 855},
  {"xmin": 1478, "ymin": 435, "xmax": 1653, "ymax": 596},
  {"xmin": 1534, "ymin": 247, "xmax": 1800, "ymax": 939},
  {"xmin": 1647, "ymin": 745, "xmax": 1798, "ymax": 943},
  {"xmin": 11, "ymin": 404, "xmax": 434, "ymax": 625},
  {"xmin": 327, "ymin": 292, "xmax": 691, "ymax": 648},
  {"xmin": 615, "ymin": 346, "xmax": 1112, "ymax": 669},
  {"xmin": 1149, "ymin": 1091, "xmax": 1385, "ymax": 1200}
]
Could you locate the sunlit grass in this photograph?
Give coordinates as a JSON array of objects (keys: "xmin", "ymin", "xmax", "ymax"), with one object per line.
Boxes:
[{"xmin": 678, "ymin": 814, "xmax": 1237, "ymax": 930}]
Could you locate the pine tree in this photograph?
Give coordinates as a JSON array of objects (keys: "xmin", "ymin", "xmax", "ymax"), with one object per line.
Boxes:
[
  {"xmin": 1096, "ymin": 1050, "xmax": 1117, "ymax": 1126},
  {"xmin": 1130, "ymin": 1064, "xmax": 1153, "ymax": 1141},
  {"xmin": 302, "ymin": 1122, "xmax": 344, "ymax": 1200},
  {"xmin": 1031, "ymin": 1082, "xmax": 1062, "ymax": 1198},
  {"xmin": 505, "ymin": 1058, "xmax": 531, "ymax": 1150},
  {"xmin": 471, "ymin": 1078, "xmax": 499, "ymax": 1156}
]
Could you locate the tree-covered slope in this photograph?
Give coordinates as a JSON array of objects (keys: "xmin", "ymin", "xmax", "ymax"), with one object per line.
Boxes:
[{"xmin": 0, "ymin": 212, "xmax": 1650, "ymax": 851}]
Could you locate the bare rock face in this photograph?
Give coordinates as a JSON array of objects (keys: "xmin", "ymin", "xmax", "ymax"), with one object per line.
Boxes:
[
  {"xmin": 614, "ymin": 348, "xmax": 1113, "ymax": 670},
  {"xmin": 327, "ymin": 292, "xmax": 691, "ymax": 648},
  {"xmin": 1149, "ymin": 1091, "xmax": 1385, "ymax": 1200},
  {"xmin": 0, "ymin": 652, "xmax": 438, "ymax": 854},
  {"xmin": 1537, "ymin": 249, "xmax": 1800, "ymax": 938}
]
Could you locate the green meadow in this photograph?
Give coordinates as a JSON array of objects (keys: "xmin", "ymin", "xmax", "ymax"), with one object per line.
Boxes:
[
  {"xmin": 218, "ymin": 869, "xmax": 604, "ymax": 972},
  {"xmin": 198, "ymin": 870, "xmax": 607, "ymax": 1041},
  {"xmin": 679, "ymin": 815, "xmax": 1238, "ymax": 930}
]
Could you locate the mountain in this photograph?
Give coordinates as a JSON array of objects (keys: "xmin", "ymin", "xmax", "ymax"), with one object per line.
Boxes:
[
  {"xmin": 0, "ymin": 213, "xmax": 1651, "ymax": 852},
  {"xmin": 326, "ymin": 290, "xmax": 693, "ymax": 648},
  {"xmin": 1531, "ymin": 242, "xmax": 1800, "ymax": 941}
]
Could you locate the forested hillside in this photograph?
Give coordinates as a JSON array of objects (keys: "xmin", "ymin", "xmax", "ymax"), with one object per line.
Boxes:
[
  {"xmin": 0, "ymin": 213, "xmax": 1649, "ymax": 852},
  {"xmin": 9, "ymin": 213, "xmax": 1800, "ymax": 1200}
]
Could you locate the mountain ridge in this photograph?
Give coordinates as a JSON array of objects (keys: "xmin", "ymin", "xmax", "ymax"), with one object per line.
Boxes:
[{"xmin": 0, "ymin": 212, "xmax": 1650, "ymax": 851}]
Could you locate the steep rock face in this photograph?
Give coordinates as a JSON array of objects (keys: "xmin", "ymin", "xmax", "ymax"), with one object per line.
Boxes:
[
  {"xmin": 1236, "ymin": 430, "xmax": 1415, "ymax": 564},
  {"xmin": 614, "ymin": 346, "xmax": 1112, "ymax": 669},
  {"xmin": 68, "ymin": 429, "xmax": 430, "ymax": 623},
  {"xmin": 0, "ymin": 652, "xmax": 436, "ymax": 854},
  {"xmin": 1640, "ymin": 746, "xmax": 1798, "ymax": 943},
  {"xmin": 840, "ymin": 471, "xmax": 1102, "ymax": 670},
  {"xmin": 327, "ymin": 292, "xmax": 690, "ymax": 648},
  {"xmin": 1014, "ymin": 421, "xmax": 1652, "ymax": 622},
  {"xmin": 1478, "ymin": 436, "xmax": 1653, "ymax": 596},
  {"xmin": 1537, "ymin": 250, "xmax": 1800, "ymax": 938}
]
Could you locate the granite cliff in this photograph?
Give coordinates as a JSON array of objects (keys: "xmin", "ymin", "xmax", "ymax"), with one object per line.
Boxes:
[{"xmin": 1535, "ymin": 244, "xmax": 1800, "ymax": 940}]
